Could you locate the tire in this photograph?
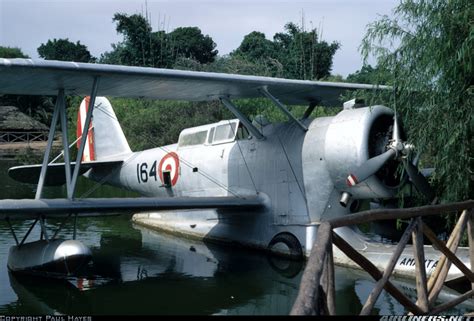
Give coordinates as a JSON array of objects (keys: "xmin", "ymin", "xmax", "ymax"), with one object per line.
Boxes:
[
  {"xmin": 267, "ymin": 255, "xmax": 304, "ymax": 278},
  {"xmin": 267, "ymin": 232, "xmax": 303, "ymax": 260}
]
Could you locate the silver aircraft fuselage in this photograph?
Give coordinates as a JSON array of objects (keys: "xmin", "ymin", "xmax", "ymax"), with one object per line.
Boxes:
[{"xmin": 86, "ymin": 104, "xmax": 471, "ymax": 283}]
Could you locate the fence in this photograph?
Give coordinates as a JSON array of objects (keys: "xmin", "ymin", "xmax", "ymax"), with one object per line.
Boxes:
[
  {"xmin": 291, "ymin": 200, "xmax": 474, "ymax": 315},
  {"xmin": 0, "ymin": 131, "xmax": 51, "ymax": 143}
]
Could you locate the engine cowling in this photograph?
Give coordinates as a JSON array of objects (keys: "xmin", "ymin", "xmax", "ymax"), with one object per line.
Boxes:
[{"xmin": 324, "ymin": 105, "xmax": 401, "ymax": 199}]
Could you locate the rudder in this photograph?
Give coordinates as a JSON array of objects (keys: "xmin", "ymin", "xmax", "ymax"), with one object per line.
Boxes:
[{"xmin": 77, "ymin": 97, "xmax": 131, "ymax": 161}]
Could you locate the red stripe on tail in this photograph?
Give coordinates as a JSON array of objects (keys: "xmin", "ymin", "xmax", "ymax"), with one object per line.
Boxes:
[{"xmin": 76, "ymin": 96, "xmax": 95, "ymax": 162}]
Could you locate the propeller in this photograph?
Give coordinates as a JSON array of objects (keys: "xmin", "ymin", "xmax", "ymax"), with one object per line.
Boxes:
[{"xmin": 346, "ymin": 115, "xmax": 435, "ymax": 201}]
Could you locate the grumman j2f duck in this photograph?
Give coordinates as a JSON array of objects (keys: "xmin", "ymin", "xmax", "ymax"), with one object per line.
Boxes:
[{"xmin": 0, "ymin": 58, "xmax": 470, "ymax": 286}]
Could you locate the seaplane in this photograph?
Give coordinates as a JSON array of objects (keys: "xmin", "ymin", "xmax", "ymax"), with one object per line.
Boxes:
[{"xmin": 0, "ymin": 58, "xmax": 470, "ymax": 287}]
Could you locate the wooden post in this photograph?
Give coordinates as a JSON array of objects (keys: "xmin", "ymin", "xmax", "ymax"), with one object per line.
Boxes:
[
  {"xmin": 321, "ymin": 234, "xmax": 336, "ymax": 315},
  {"xmin": 422, "ymin": 222, "xmax": 474, "ymax": 281},
  {"xmin": 326, "ymin": 236, "xmax": 336, "ymax": 315},
  {"xmin": 468, "ymin": 209, "xmax": 474, "ymax": 291},
  {"xmin": 291, "ymin": 222, "xmax": 332, "ymax": 315},
  {"xmin": 412, "ymin": 217, "xmax": 429, "ymax": 313},
  {"xmin": 332, "ymin": 232, "xmax": 424, "ymax": 315},
  {"xmin": 428, "ymin": 210, "xmax": 468, "ymax": 305},
  {"xmin": 360, "ymin": 218, "xmax": 417, "ymax": 315},
  {"xmin": 428, "ymin": 289, "xmax": 474, "ymax": 315}
]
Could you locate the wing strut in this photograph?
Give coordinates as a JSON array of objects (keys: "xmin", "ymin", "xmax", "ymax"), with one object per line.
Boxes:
[
  {"xmin": 259, "ymin": 87, "xmax": 308, "ymax": 132},
  {"xmin": 301, "ymin": 101, "xmax": 318, "ymax": 120},
  {"xmin": 219, "ymin": 97, "xmax": 264, "ymax": 140},
  {"xmin": 70, "ymin": 77, "xmax": 100, "ymax": 198},
  {"xmin": 35, "ymin": 89, "xmax": 64, "ymax": 199},
  {"xmin": 34, "ymin": 77, "xmax": 101, "ymax": 200}
]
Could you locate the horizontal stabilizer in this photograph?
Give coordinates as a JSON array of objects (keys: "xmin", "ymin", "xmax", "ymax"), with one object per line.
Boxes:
[
  {"xmin": 8, "ymin": 161, "xmax": 123, "ymax": 186},
  {"xmin": 0, "ymin": 196, "xmax": 265, "ymax": 220}
]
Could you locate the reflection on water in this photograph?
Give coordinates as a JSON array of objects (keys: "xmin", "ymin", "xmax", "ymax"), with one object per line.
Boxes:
[
  {"xmin": 1, "ymin": 218, "xmax": 305, "ymax": 315},
  {"xmin": 0, "ymin": 160, "xmax": 472, "ymax": 315}
]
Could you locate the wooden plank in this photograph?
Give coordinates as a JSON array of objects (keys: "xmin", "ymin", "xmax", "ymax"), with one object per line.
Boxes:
[
  {"xmin": 427, "ymin": 210, "xmax": 468, "ymax": 292},
  {"xmin": 428, "ymin": 210, "xmax": 468, "ymax": 305},
  {"xmin": 332, "ymin": 232, "xmax": 424, "ymax": 315},
  {"xmin": 328, "ymin": 200, "xmax": 474, "ymax": 228},
  {"xmin": 422, "ymin": 222, "xmax": 474, "ymax": 282},
  {"xmin": 412, "ymin": 217, "xmax": 429, "ymax": 313},
  {"xmin": 468, "ymin": 209, "xmax": 474, "ymax": 291},
  {"xmin": 360, "ymin": 218, "xmax": 417, "ymax": 315},
  {"xmin": 290, "ymin": 222, "xmax": 332, "ymax": 315},
  {"xmin": 428, "ymin": 289, "xmax": 474, "ymax": 315}
]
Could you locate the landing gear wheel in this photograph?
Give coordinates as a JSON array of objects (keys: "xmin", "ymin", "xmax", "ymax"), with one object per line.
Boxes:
[{"xmin": 267, "ymin": 233, "xmax": 303, "ymax": 260}]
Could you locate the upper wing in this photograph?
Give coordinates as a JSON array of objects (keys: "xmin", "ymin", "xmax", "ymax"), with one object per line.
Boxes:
[
  {"xmin": 0, "ymin": 195, "xmax": 265, "ymax": 220},
  {"xmin": 0, "ymin": 58, "xmax": 389, "ymax": 106}
]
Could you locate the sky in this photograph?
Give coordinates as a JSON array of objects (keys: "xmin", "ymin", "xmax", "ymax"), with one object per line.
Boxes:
[{"xmin": 0, "ymin": 0, "xmax": 398, "ymax": 77}]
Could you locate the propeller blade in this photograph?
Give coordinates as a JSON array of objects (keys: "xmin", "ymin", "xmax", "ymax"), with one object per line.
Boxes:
[
  {"xmin": 346, "ymin": 148, "xmax": 396, "ymax": 187},
  {"xmin": 392, "ymin": 115, "xmax": 401, "ymax": 142},
  {"xmin": 403, "ymin": 159, "xmax": 436, "ymax": 201}
]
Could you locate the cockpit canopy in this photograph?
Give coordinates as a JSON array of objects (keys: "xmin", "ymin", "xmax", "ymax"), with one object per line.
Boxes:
[{"xmin": 178, "ymin": 119, "xmax": 249, "ymax": 148}]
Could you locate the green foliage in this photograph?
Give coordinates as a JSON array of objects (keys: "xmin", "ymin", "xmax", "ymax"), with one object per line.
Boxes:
[
  {"xmin": 360, "ymin": 0, "xmax": 473, "ymax": 202},
  {"xmin": 169, "ymin": 27, "xmax": 218, "ymax": 63},
  {"xmin": 0, "ymin": 46, "xmax": 29, "ymax": 58},
  {"xmin": 235, "ymin": 31, "xmax": 276, "ymax": 61},
  {"xmin": 107, "ymin": 98, "xmax": 232, "ymax": 150},
  {"xmin": 37, "ymin": 38, "xmax": 95, "ymax": 62},
  {"xmin": 346, "ymin": 64, "xmax": 392, "ymax": 85},
  {"xmin": 232, "ymin": 22, "xmax": 340, "ymax": 80},
  {"xmin": 0, "ymin": 95, "xmax": 54, "ymax": 125},
  {"xmin": 100, "ymin": 14, "xmax": 217, "ymax": 67}
]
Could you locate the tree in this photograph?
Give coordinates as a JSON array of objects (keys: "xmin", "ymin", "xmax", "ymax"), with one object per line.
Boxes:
[
  {"xmin": 101, "ymin": 13, "xmax": 217, "ymax": 68},
  {"xmin": 276, "ymin": 22, "xmax": 340, "ymax": 80},
  {"xmin": 232, "ymin": 23, "xmax": 340, "ymax": 80},
  {"xmin": 0, "ymin": 47, "xmax": 53, "ymax": 124},
  {"xmin": 233, "ymin": 31, "xmax": 275, "ymax": 61},
  {"xmin": 169, "ymin": 27, "xmax": 217, "ymax": 63},
  {"xmin": 361, "ymin": 0, "xmax": 473, "ymax": 202},
  {"xmin": 346, "ymin": 64, "xmax": 393, "ymax": 85},
  {"xmin": 37, "ymin": 38, "xmax": 95, "ymax": 62},
  {"xmin": 0, "ymin": 46, "xmax": 29, "ymax": 58}
]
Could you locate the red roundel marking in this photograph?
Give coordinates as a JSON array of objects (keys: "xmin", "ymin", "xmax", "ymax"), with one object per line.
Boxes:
[{"xmin": 158, "ymin": 152, "xmax": 180, "ymax": 186}]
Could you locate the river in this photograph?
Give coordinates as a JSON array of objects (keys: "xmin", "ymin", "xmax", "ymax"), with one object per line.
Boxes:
[{"xmin": 0, "ymin": 160, "xmax": 471, "ymax": 315}]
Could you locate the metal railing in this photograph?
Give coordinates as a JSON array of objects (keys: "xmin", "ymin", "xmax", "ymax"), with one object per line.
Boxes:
[{"xmin": 0, "ymin": 131, "xmax": 51, "ymax": 143}]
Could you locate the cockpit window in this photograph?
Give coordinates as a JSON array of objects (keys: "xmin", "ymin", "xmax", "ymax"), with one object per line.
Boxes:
[
  {"xmin": 178, "ymin": 130, "xmax": 208, "ymax": 147},
  {"xmin": 213, "ymin": 122, "xmax": 237, "ymax": 143},
  {"xmin": 179, "ymin": 120, "xmax": 240, "ymax": 147}
]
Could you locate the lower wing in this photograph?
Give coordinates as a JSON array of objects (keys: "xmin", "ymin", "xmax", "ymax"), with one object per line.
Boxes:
[{"xmin": 0, "ymin": 195, "xmax": 266, "ymax": 220}]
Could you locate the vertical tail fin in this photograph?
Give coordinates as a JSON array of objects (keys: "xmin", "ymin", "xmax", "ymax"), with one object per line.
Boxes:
[{"xmin": 77, "ymin": 97, "xmax": 131, "ymax": 162}]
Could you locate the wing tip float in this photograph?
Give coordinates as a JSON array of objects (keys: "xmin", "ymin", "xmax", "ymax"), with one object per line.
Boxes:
[{"xmin": 0, "ymin": 58, "xmax": 390, "ymax": 106}]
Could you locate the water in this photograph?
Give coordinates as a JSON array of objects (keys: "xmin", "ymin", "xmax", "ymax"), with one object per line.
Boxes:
[{"xmin": 0, "ymin": 160, "xmax": 471, "ymax": 315}]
